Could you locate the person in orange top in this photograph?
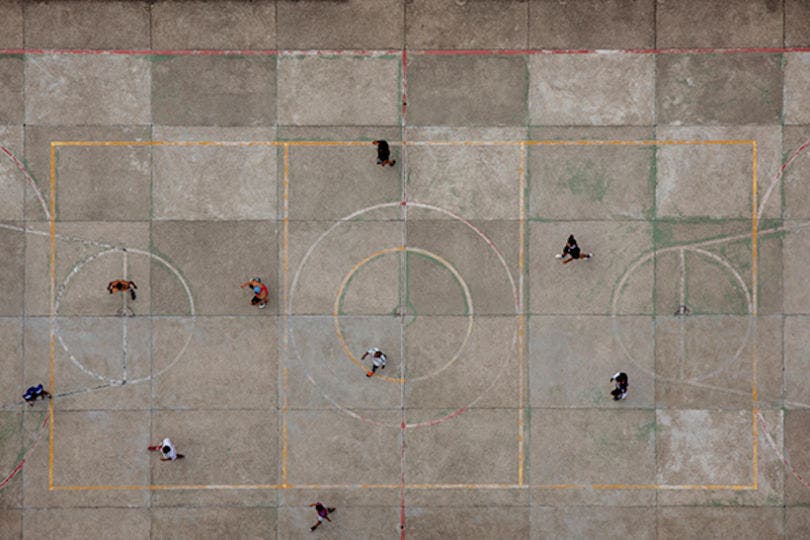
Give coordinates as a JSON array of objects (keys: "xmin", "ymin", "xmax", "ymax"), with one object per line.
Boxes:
[
  {"xmin": 107, "ymin": 279, "xmax": 137, "ymax": 300},
  {"xmin": 241, "ymin": 277, "xmax": 269, "ymax": 309}
]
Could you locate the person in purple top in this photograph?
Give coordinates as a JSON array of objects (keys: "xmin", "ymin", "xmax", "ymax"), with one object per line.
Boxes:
[{"xmin": 309, "ymin": 502, "xmax": 336, "ymax": 531}]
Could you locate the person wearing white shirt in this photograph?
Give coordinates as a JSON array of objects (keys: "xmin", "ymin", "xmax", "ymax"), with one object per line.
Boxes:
[
  {"xmin": 148, "ymin": 437, "xmax": 185, "ymax": 461},
  {"xmin": 362, "ymin": 347, "xmax": 387, "ymax": 378},
  {"xmin": 610, "ymin": 372, "xmax": 628, "ymax": 401}
]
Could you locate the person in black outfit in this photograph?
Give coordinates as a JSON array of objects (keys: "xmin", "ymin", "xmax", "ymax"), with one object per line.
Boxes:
[
  {"xmin": 610, "ymin": 371, "xmax": 628, "ymax": 401},
  {"xmin": 372, "ymin": 140, "xmax": 396, "ymax": 167},
  {"xmin": 556, "ymin": 234, "xmax": 592, "ymax": 264}
]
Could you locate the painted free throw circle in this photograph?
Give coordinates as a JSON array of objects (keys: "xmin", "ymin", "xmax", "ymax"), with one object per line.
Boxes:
[
  {"xmin": 611, "ymin": 245, "xmax": 752, "ymax": 383},
  {"xmin": 54, "ymin": 247, "xmax": 196, "ymax": 386}
]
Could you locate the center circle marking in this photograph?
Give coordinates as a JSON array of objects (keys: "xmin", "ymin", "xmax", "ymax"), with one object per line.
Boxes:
[
  {"xmin": 333, "ymin": 245, "xmax": 475, "ymax": 383},
  {"xmin": 288, "ymin": 201, "xmax": 520, "ymax": 429}
]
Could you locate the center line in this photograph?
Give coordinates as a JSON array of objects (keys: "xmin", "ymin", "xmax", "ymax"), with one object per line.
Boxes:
[{"xmin": 399, "ymin": 47, "xmax": 409, "ymax": 539}]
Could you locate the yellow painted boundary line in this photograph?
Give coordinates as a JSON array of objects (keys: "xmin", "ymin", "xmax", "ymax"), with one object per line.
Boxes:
[
  {"xmin": 281, "ymin": 143, "xmax": 290, "ymax": 487},
  {"xmin": 48, "ymin": 138, "xmax": 758, "ymax": 492},
  {"xmin": 48, "ymin": 142, "xmax": 56, "ymax": 490},
  {"xmin": 523, "ymin": 139, "xmax": 754, "ymax": 146},
  {"xmin": 49, "ymin": 482, "xmax": 757, "ymax": 491},
  {"xmin": 517, "ymin": 143, "xmax": 526, "ymax": 486},
  {"xmin": 49, "ymin": 141, "xmax": 370, "ymax": 148}
]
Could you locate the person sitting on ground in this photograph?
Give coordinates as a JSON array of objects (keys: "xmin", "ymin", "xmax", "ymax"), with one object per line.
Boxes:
[{"xmin": 556, "ymin": 234, "xmax": 592, "ymax": 264}]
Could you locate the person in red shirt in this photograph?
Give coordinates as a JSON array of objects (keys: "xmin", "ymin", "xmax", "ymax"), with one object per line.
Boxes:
[{"xmin": 241, "ymin": 277, "xmax": 269, "ymax": 309}]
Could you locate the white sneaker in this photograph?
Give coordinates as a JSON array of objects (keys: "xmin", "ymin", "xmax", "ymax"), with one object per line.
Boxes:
[
  {"xmin": 555, "ymin": 254, "xmax": 563, "ymax": 259},
  {"xmin": 587, "ymin": 253, "xmax": 593, "ymax": 258},
  {"xmin": 258, "ymin": 303, "xmax": 267, "ymax": 309}
]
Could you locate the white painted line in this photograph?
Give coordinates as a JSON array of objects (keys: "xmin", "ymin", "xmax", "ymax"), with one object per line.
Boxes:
[
  {"xmin": 678, "ymin": 249, "xmax": 687, "ymax": 380},
  {"xmin": 612, "ymin": 245, "xmax": 752, "ymax": 385},
  {"xmin": 121, "ymin": 249, "xmax": 128, "ymax": 382}
]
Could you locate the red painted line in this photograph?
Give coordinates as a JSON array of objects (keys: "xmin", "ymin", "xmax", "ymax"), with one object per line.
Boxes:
[
  {"xmin": 400, "ymin": 426, "xmax": 406, "ymax": 539},
  {"xmin": 411, "ymin": 407, "xmax": 468, "ymax": 429},
  {"xmin": 279, "ymin": 49, "xmax": 402, "ymax": 57},
  {"xmin": 408, "ymin": 46, "xmax": 810, "ymax": 56},
  {"xmin": 3, "ymin": 145, "xmax": 32, "ymax": 180},
  {"xmin": 415, "ymin": 48, "xmax": 592, "ymax": 56},
  {"xmin": 0, "ymin": 461, "xmax": 25, "ymax": 490},
  {"xmin": 0, "ymin": 48, "xmax": 279, "ymax": 56},
  {"xmin": 2, "ymin": 144, "xmax": 50, "ymax": 219},
  {"xmin": 0, "ymin": 413, "xmax": 50, "ymax": 490},
  {"xmin": 0, "ymin": 48, "xmax": 398, "ymax": 57},
  {"xmin": 2, "ymin": 47, "xmax": 810, "ymax": 57},
  {"xmin": 758, "ymin": 138, "xmax": 810, "ymax": 221},
  {"xmin": 780, "ymin": 140, "xmax": 810, "ymax": 175},
  {"xmin": 757, "ymin": 412, "xmax": 810, "ymax": 490}
]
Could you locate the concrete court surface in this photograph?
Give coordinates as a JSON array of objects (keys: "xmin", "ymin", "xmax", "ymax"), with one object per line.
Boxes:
[{"xmin": 1, "ymin": 0, "xmax": 810, "ymax": 539}]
